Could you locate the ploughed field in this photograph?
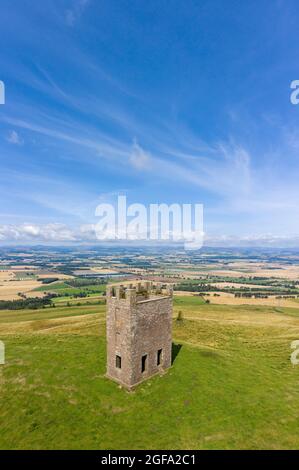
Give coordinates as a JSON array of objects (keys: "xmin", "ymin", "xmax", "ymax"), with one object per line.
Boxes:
[{"xmin": 1, "ymin": 296, "xmax": 299, "ymax": 449}]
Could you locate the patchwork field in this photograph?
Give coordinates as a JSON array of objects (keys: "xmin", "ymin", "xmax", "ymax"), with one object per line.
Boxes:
[
  {"xmin": 203, "ymin": 292, "xmax": 299, "ymax": 308},
  {"xmin": 0, "ymin": 270, "xmax": 108, "ymax": 303},
  {"xmin": 1, "ymin": 296, "xmax": 299, "ymax": 449},
  {"xmin": 177, "ymin": 264, "xmax": 299, "ymax": 280},
  {"xmin": 0, "ymin": 269, "xmax": 42, "ymax": 301}
]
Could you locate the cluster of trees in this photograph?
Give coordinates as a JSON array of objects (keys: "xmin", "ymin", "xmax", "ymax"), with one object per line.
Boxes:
[
  {"xmin": 0, "ymin": 295, "xmax": 55, "ymax": 310},
  {"xmin": 65, "ymin": 299, "xmax": 106, "ymax": 307},
  {"xmin": 174, "ymin": 283, "xmax": 214, "ymax": 292},
  {"xmin": 39, "ymin": 277, "xmax": 59, "ymax": 284},
  {"xmin": 58, "ymin": 289, "xmax": 104, "ymax": 298},
  {"xmin": 66, "ymin": 278, "xmax": 106, "ymax": 288},
  {"xmin": 275, "ymin": 295, "xmax": 299, "ymax": 299},
  {"xmin": 234, "ymin": 293, "xmax": 268, "ymax": 299},
  {"xmin": 72, "ymin": 292, "xmax": 88, "ymax": 298}
]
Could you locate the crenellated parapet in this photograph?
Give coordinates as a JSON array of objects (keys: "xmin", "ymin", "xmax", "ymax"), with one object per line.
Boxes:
[{"xmin": 106, "ymin": 281, "xmax": 173, "ymax": 305}]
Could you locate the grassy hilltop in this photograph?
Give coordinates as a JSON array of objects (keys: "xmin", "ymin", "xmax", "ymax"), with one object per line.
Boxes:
[{"xmin": 1, "ymin": 296, "xmax": 299, "ymax": 449}]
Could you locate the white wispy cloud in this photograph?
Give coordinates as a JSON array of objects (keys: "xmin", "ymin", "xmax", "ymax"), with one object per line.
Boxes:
[
  {"xmin": 205, "ymin": 233, "xmax": 299, "ymax": 248},
  {"xmin": 65, "ymin": 0, "xmax": 90, "ymax": 27},
  {"xmin": 1, "ymin": 116, "xmax": 129, "ymax": 164},
  {"xmin": 3, "ymin": 108, "xmax": 293, "ymax": 233},
  {"xmin": 129, "ymin": 140, "xmax": 151, "ymax": 170},
  {"xmin": 2, "ymin": 50, "xmax": 299, "ymax": 241},
  {"xmin": 6, "ymin": 130, "xmax": 23, "ymax": 145},
  {"xmin": 1, "ymin": 222, "xmax": 299, "ymax": 247},
  {"xmin": 0, "ymin": 224, "xmax": 76, "ymax": 242}
]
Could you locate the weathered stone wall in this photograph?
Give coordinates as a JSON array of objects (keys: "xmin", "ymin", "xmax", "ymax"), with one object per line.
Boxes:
[
  {"xmin": 106, "ymin": 283, "xmax": 173, "ymax": 389},
  {"xmin": 130, "ymin": 297, "xmax": 172, "ymax": 385}
]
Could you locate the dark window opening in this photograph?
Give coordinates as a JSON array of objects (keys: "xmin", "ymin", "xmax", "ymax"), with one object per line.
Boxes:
[
  {"xmin": 116, "ymin": 355, "xmax": 121, "ymax": 369},
  {"xmin": 157, "ymin": 348, "xmax": 162, "ymax": 365},
  {"xmin": 141, "ymin": 354, "xmax": 147, "ymax": 373}
]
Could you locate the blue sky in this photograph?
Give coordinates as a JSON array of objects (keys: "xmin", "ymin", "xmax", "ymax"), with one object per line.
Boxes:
[{"xmin": 1, "ymin": 0, "xmax": 299, "ymax": 245}]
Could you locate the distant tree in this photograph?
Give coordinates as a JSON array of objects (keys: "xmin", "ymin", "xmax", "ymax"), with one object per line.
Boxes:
[
  {"xmin": 0, "ymin": 295, "xmax": 55, "ymax": 310},
  {"xmin": 176, "ymin": 310, "xmax": 184, "ymax": 322}
]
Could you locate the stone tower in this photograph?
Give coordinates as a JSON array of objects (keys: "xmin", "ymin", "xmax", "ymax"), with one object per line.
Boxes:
[{"xmin": 106, "ymin": 281, "xmax": 173, "ymax": 389}]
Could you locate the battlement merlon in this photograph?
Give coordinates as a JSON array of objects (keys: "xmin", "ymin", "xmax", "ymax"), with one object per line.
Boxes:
[{"xmin": 106, "ymin": 282, "xmax": 173, "ymax": 305}]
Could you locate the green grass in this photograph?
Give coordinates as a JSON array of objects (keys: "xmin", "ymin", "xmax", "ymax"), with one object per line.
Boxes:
[
  {"xmin": 0, "ymin": 304, "xmax": 104, "ymax": 323},
  {"xmin": 35, "ymin": 283, "xmax": 106, "ymax": 298},
  {"xmin": 53, "ymin": 294, "xmax": 105, "ymax": 306},
  {"xmin": 1, "ymin": 296, "xmax": 299, "ymax": 449},
  {"xmin": 34, "ymin": 282, "xmax": 70, "ymax": 291},
  {"xmin": 174, "ymin": 295, "xmax": 206, "ymax": 308}
]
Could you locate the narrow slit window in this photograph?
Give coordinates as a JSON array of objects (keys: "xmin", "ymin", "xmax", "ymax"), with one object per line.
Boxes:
[
  {"xmin": 116, "ymin": 355, "xmax": 121, "ymax": 369},
  {"xmin": 157, "ymin": 348, "xmax": 162, "ymax": 365},
  {"xmin": 141, "ymin": 354, "xmax": 147, "ymax": 373}
]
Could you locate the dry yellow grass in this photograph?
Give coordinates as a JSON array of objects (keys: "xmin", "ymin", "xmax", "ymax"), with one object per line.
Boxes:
[
  {"xmin": 246, "ymin": 268, "xmax": 299, "ymax": 279},
  {"xmin": 9, "ymin": 265, "xmax": 38, "ymax": 270},
  {"xmin": 37, "ymin": 273, "xmax": 73, "ymax": 280},
  {"xmin": 176, "ymin": 260, "xmax": 299, "ymax": 280},
  {"xmin": 90, "ymin": 267, "xmax": 119, "ymax": 274},
  {"xmin": 0, "ymin": 270, "xmax": 72, "ymax": 300},
  {"xmin": 0, "ymin": 271, "xmax": 15, "ymax": 281},
  {"xmin": 209, "ymin": 282, "xmax": 270, "ymax": 289},
  {"xmin": 179, "ymin": 305, "xmax": 299, "ymax": 330},
  {"xmin": 173, "ymin": 290, "xmax": 194, "ymax": 296},
  {"xmin": 2, "ymin": 298, "xmax": 299, "ymax": 339},
  {"xmin": 206, "ymin": 291, "xmax": 299, "ymax": 308},
  {"xmin": 0, "ymin": 279, "xmax": 43, "ymax": 300},
  {"xmin": 0, "ymin": 312, "xmax": 104, "ymax": 336},
  {"xmin": 24, "ymin": 291, "xmax": 46, "ymax": 299}
]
